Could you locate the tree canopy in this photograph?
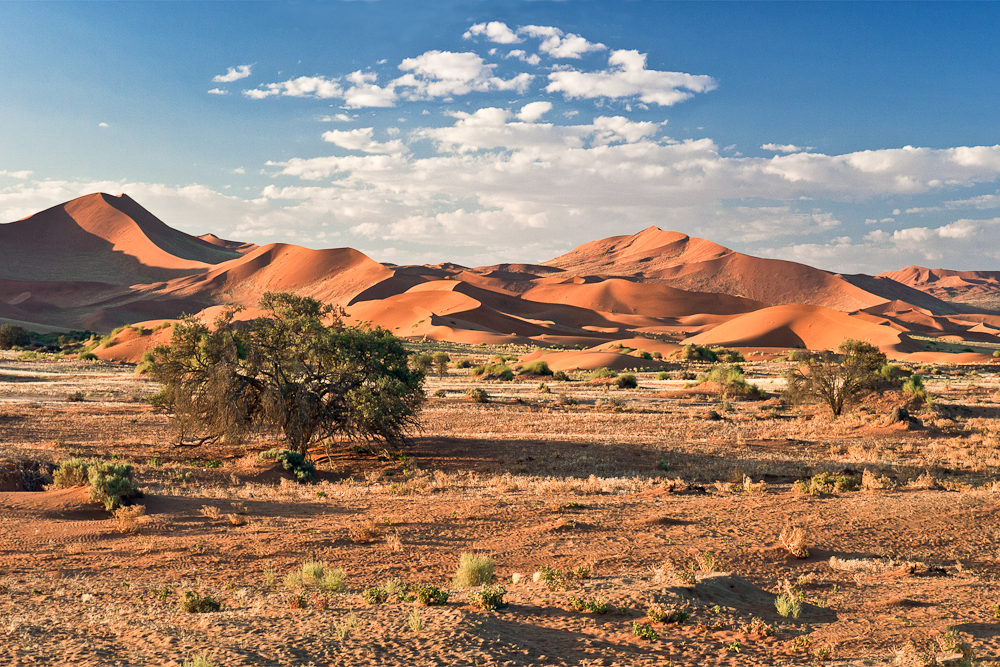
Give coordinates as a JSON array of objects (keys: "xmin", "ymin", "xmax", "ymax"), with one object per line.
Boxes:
[
  {"xmin": 149, "ymin": 291, "xmax": 425, "ymax": 454},
  {"xmin": 783, "ymin": 339, "xmax": 887, "ymax": 417}
]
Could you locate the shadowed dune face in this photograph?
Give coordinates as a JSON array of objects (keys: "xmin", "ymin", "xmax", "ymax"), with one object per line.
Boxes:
[
  {"xmin": 2, "ymin": 193, "xmax": 1000, "ymax": 362},
  {"xmin": 880, "ymin": 265, "xmax": 1000, "ymax": 310}
]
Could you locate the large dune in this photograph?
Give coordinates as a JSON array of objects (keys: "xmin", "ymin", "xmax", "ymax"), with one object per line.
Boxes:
[
  {"xmin": 879, "ymin": 266, "xmax": 1000, "ymax": 310},
  {"xmin": 2, "ymin": 193, "xmax": 999, "ymax": 362}
]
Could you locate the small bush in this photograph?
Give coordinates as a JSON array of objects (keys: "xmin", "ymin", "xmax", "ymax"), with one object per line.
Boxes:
[
  {"xmin": 66, "ymin": 391, "xmax": 86, "ymax": 402},
  {"xmin": 179, "ymin": 591, "xmax": 221, "ymax": 613},
  {"xmin": 88, "ymin": 461, "xmax": 140, "ymax": 511},
  {"xmin": 431, "ymin": 351, "xmax": 450, "ymax": 378},
  {"xmin": 614, "ymin": 373, "xmax": 638, "ymax": 389},
  {"xmin": 362, "ymin": 586, "xmax": 389, "ymax": 605},
  {"xmin": 647, "ymin": 604, "xmax": 689, "ymax": 624},
  {"xmin": 680, "ymin": 344, "xmax": 718, "ymax": 363},
  {"xmin": 453, "ymin": 553, "xmax": 495, "ymax": 587},
  {"xmin": 471, "ymin": 363, "xmax": 514, "ymax": 381},
  {"xmin": 711, "ymin": 346, "xmax": 744, "ymax": 363},
  {"xmin": 78, "ymin": 352, "xmax": 99, "ymax": 362},
  {"xmin": 775, "ymin": 593, "xmax": 802, "ymax": 618},
  {"xmin": 455, "ymin": 359, "xmax": 473, "ymax": 369},
  {"xmin": 779, "ymin": 525, "xmax": 810, "ymax": 559},
  {"xmin": 414, "ymin": 584, "xmax": 449, "ymax": 606},
  {"xmin": 407, "ymin": 608, "xmax": 424, "ymax": 632},
  {"xmin": 902, "ymin": 375, "xmax": 929, "ymax": 404},
  {"xmin": 569, "ymin": 597, "xmax": 609, "ymax": 614},
  {"xmin": 53, "ymin": 458, "xmax": 90, "ymax": 488},
  {"xmin": 466, "ymin": 387, "xmax": 489, "ymax": 403},
  {"xmin": 632, "ymin": 621, "xmax": 658, "ymax": 640},
  {"xmin": 521, "ymin": 360, "xmax": 553, "ymax": 376},
  {"xmin": 552, "ymin": 370, "xmax": 570, "ymax": 382},
  {"xmin": 469, "ymin": 583, "xmax": 508, "ymax": 611},
  {"xmin": 259, "ymin": 448, "xmax": 315, "ymax": 482},
  {"xmin": 656, "ymin": 371, "xmax": 670, "ymax": 380},
  {"xmin": 181, "ymin": 653, "xmax": 217, "ymax": 667},
  {"xmin": 793, "ymin": 472, "xmax": 860, "ymax": 495},
  {"xmin": 589, "ymin": 367, "xmax": 617, "ymax": 380},
  {"xmin": 689, "ymin": 364, "xmax": 763, "ymax": 398},
  {"xmin": 0, "ymin": 324, "xmax": 30, "ymax": 350}
]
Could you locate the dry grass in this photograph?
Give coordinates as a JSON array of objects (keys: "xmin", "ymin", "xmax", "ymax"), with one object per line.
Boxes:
[
  {"xmin": 112, "ymin": 505, "xmax": 146, "ymax": 534},
  {"xmin": 347, "ymin": 517, "xmax": 382, "ymax": 544},
  {"xmin": 779, "ymin": 524, "xmax": 810, "ymax": 558}
]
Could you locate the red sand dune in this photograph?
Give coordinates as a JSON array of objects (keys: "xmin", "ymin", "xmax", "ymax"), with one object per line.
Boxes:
[
  {"xmin": 2, "ymin": 193, "xmax": 999, "ymax": 362},
  {"xmin": 879, "ymin": 265, "xmax": 1000, "ymax": 308}
]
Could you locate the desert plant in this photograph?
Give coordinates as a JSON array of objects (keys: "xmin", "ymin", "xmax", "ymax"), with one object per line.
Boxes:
[
  {"xmin": 902, "ymin": 375, "xmax": 929, "ymax": 404},
  {"xmin": 410, "ymin": 352, "xmax": 433, "ymax": 374},
  {"xmin": 87, "ymin": 461, "xmax": 140, "ymax": 511},
  {"xmin": 78, "ymin": 351, "xmax": 99, "ymax": 361},
  {"xmin": 362, "ymin": 585, "xmax": 389, "ymax": 605},
  {"xmin": 347, "ymin": 517, "xmax": 382, "ymax": 543},
  {"xmin": 521, "ymin": 360, "xmax": 553, "ymax": 376},
  {"xmin": 783, "ymin": 339, "xmax": 887, "ymax": 417},
  {"xmin": 431, "ymin": 351, "xmax": 450, "ymax": 378},
  {"xmin": 656, "ymin": 371, "xmax": 670, "ymax": 380},
  {"xmin": 469, "ymin": 583, "xmax": 508, "ymax": 611},
  {"xmin": 537, "ymin": 565, "xmax": 569, "ymax": 591},
  {"xmin": 453, "ymin": 553, "xmax": 495, "ymax": 587},
  {"xmin": 689, "ymin": 364, "xmax": 763, "ymax": 399},
  {"xmin": 148, "ymin": 292, "xmax": 424, "ymax": 453},
  {"xmin": 53, "ymin": 458, "xmax": 90, "ymax": 488},
  {"xmin": 414, "ymin": 584, "xmax": 449, "ymax": 606},
  {"xmin": 0, "ymin": 324, "xmax": 29, "ymax": 350},
  {"xmin": 779, "ymin": 524, "xmax": 810, "ymax": 558},
  {"xmin": 569, "ymin": 597, "xmax": 609, "ymax": 614},
  {"xmin": 259, "ymin": 448, "xmax": 315, "ymax": 482},
  {"xmin": 179, "ymin": 591, "xmax": 221, "ymax": 613},
  {"xmin": 589, "ymin": 367, "xmax": 617, "ymax": 380},
  {"xmin": 679, "ymin": 344, "xmax": 718, "ymax": 362},
  {"xmin": 112, "ymin": 505, "xmax": 146, "ymax": 534},
  {"xmin": 647, "ymin": 604, "xmax": 689, "ymax": 624},
  {"xmin": 632, "ymin": 621, "xmax": 658, "ymax": 640},
  {"xmin": 775, "ymin": 593, "xmax": 802, "ymax": 618},
  {"xmin": 181, "ymin": 653, "xmax": 217, "ymax": 667},
  {"xmin": 615, "ymin": 373, "xmax": 638, "ymax": 389},
  {"xmin": 407, "ymin": 608, "xmax": 423, "ymax": 632},
  {"xmin": 466, "ymin": 387, "xmax": 489, "ymax": 403},
  {"xmin": 552, "ymin": 370, "xmax": 570, "ymax": 381},
  {"xmin": 471, "ymin": 363, "xmax": 514, "ymax": 381}
]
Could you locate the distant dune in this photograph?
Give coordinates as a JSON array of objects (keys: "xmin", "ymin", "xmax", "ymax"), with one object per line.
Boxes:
[{"xmin": 2, "ymin": 193, "xmax": 999, "ymax": 366}]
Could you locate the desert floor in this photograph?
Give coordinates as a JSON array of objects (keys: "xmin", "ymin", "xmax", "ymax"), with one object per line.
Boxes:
[{"xmin": 2, "ymin": 351, "xmax": 1000, "ymax": 666}]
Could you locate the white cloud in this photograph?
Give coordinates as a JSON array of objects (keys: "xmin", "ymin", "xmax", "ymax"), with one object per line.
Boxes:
[
  {"xmin": 519, "ymin": 25, "xmax": 605, "ymax": 59},
  {"xmin": 213, "ymin": 65, "xmax": 252, "ymax": 83},
  {"xmin": 463, "ymin": 21, "xmax": 522, "ymax": 44},
  {"xmin": 321, "ymin": 127, "xmax": 407, "ymax": 154},
  {"xmin": 98, "ymin": 122, "xmax": 109, "ymax": 128},
  {"xmin": 207, "ymin": 88, "xmax": 230, "ymax": 95},
  {"xmin": 517, "ymin": 101, "xmax": 552, "ymax": 123},
  {"xmin": 546, "ymin": 50, "xmax": 716, "ymax": 106},
  {"xmin": 0, "ymin": 170, "xmax": 32, "ymax": 179},
  {"xmin": 945, "ymin": 191, "xmax": 1000, "ymax": 209},
  {"xmin": 505, "ymin": 49, "xmax": 541, "ymax": 66},
  {"xmin": 244, "ymin": 75, "xmax": 343, "ymax": 99},
  {"xmin": 762, "ymin": 143, "xmax": 812, "ymax": 153},
  {"xmin": 394, "ymin": 50, "xmax": 532, "ymax": 100},
  {"xmin": 320, "ymin": 113, "xmax": 355, "ymax": 122}
]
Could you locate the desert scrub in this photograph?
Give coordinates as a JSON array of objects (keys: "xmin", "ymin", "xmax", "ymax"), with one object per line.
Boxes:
[
  {"xmin": 589, "ymin": 367, "xmax": 617, "ymax": 380},
  {"xmin": 775, "ymin": 593, "xmax": 802, "ymax": 618},
  {"xmin": 466, "ymin": 387, "xmax": 489, "ymax": 403},
  {"xmin": 453, "ymin": 553, "xmax": 495, "ymax": 587},
  {"xmin": 362, "ymin": 585, "xmax": 389, "ymax": 605},
  {"xmin": 614, "ymin": 373, "xmax": 638, "ymax": 389},
  {"xmin": 902, "ymin": 375, "xmax": 930, "ymax": 404},
  {"xmin": 53, "ymin": 458, "xmax": 90, "ymax": 488},
  {"xmin": 259, "ymin": 448, "xmax": 315, "ymax": 482},
  {"xmin": 286, "ymin": 561, "xmax": 346, "ymax": 591},
  {"xmin": 179, "ymin": 591, "xmax": 221, "ymax": 613},
  {"xmin": 779, "ymin": 525, "xmax": 810, "ymax": 559},
  {"xmin": 414, "ymin": 584, "xmax": 449, "ymax": 606},
  {"xmin": 469, "ymin": 583, "xmax": 508, "ymax": 611},
  {"xmin": 407, "ymin": 608, "xmax": 424, "ymax": 632},
  {"xmin": 569, "ymin": 597, "xmax": 609, "ymax": 614},
  {"xmin": 88, "ymin": 461, "xmax": 140, "ymax": 511},
  {"xmin": 647, "ymin": 604, "xmax": 689, "ymax": 624},
  {"xmin": 632, "ymin": 621, "xmax": 658, "ymax": 640},
  {"xmin": 520, "ymin": 360, "xmax": 553, "ymax": 376},
  {"xmin": 793, "ymin": 472, "xmax": 860, "ymax": 495},
  {"xmin": 471, "ymin": 363, "xmax": 514, "ymax": 381},
  {"xmin": 181, "ymin": 654, "xmax": 217, "ymax": 667},
  {"xmin": 689, "ymin": 364, "xmax": 763, "ymax": 399},
  {"xmin": 537, "ymin": 565, "xmax": 570, "ymax": 591}
]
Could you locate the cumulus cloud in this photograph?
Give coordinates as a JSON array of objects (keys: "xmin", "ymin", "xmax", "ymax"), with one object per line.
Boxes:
[
  {"xmin": 98, "ymin": 123, "xmax": 109, "ymax": 128},
  {"xmin": 945, "ymin": 191, "xmax": 1000, "ymax": 209},
  {"xmin": 463, "ymin": 21, "xmax": 522, "ymax": 44},
  {"xmin": 207, "ymin": 88, "xmax": 230, "ymax": 95},
  {"xmin": 546, "ymin": 50, "xmax": 716, "ymax": 106},
  {"xmin": 395, "ymin": 50, "xmax": 532, "ymax": 99},
  {"xmin": 505, "ymin": 49, "xmax": 541, "ymax": 66},
  {"xmin": 321, "ymin": 127, "xmax": 407, "ymax": 154},
  {"xmin": 244, "ymin": 75, "xmax": 343, "ymax": 99},
  {"xmin": 520, "ymin": 25, "xmax": 605, "ymax": 59},
  {"xmin": 320, "ymin": 113, "xmax": 355, "ymax": 122},
  {"xmin": 516, "ymin": 101, "xmax": 552, "ymax": 123},
  {"xmin": 762, "ymin": 143, "xmax": 812, "ymax": 153},
  {"xmin": 213, "ymin": 65, "xmax": 252, "ymax": 83},
  {"xmin": 0, "ymin": 170, "xmax": 32, "ymax": 179}
]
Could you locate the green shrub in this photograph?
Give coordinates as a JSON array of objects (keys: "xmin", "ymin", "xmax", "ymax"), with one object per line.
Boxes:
[
  {"xmin": 53, "ymin": 458, "xmax": 90, "ymax": 488},
  {"xmin": 259, "ymin": 448, "xmax": 315, "ymax": 482},
  {"xmin": 471, "ymin": 363, "xmax": 513, "ymax": 381},
  {"xmin": 453, "ymin": 553, "xmax": 495, "ymax": 587},
  {"xmin": 78, "ymin": 352, "xmax": 99, "ymax": 362},
  {"xmin": 632, "ymin": 621, "xmax": 658, "ymax": 640},
  {"xmin": 878, "ymin": 363, "xmax": 901, "ymax": 384},
  {"xmin": 711, "ymin": 346, "xmax": 744, "ymax": 363},
  {"xmin": 410, "ymin": 353, "xmax": 433, "ymax": 374},
  {"xmin": 689, "ymin": 364, "xmax": 762, "ymax": 398},
  {"xmin": 466, "ymin": 387, "xmax": 489, "ymax": 403},
  {"xmin": 414, "ymin": 584, "xmax": 449, "ymax": 606},
  {"xmin": 569, "ymin": 597, "xmax": 608, "ymax": 614},
  {"xmin": 614, "ymin": 373, "xmax": 638, "ymax": 389},
  {"xmin": 469, "ymin": 583, "xmax": 507, "ymax": 611},
  {"xmin": 431, "ymin": 351, "xmax": 450, "ymax": 378},
  {"xmin": 775, "ymin": 593, "xmax": 802, "ymax": 618},
  {"xmin": 181, "ymin": 653, "xmax": 217, "ymax": 667},
  {"xmin": 657, "ymin": 371, "xmax": 670, "ymax": 380},
  {"xmin": 793, "ymin": 472, "xmax": 860, "ymax": 495},
  {"xmin": 455, "ymin": 359, "xmax": 473, "ymax": 369},
  {"xmin": 589, "ymin": 367, "xmax": 617, "ymax": 380},
  {"xmin": 994, "ymin": 350, "xmax": 1000, "ymax": 358},
  {"xmin": 87, "ymin": 461, "xmax": 139, "ymax": 511},
  {"xmin": 786, "ymin": 349, "xmax": 811, "ymax": 362},
  {"xmin": 552, "ymin": 370, "xmax": 570, "ymax": 382},
  {"xmin": 902, "ymin": 375, "xmax": 929, "ymax": 404},
  {"xmin": 521, "ymin": 360, "xmax": 553, "ymax": 376},
  {"xmin": 680, "ymin": 344, "xmax": 718, "ymax": 362},
  {"xmin": 0, "ymin": 324, "xmax": 30, "ymax": 350},
  {"xmin": 179, "ymin": 591, "xmax": 221, "ymax": 613},
  {"xmin": 362, "ymin": 586, "xmax": 389, "ymax": 605},
  {"xmin": 647, "ymin": 603, "xmax": 689, "ymax": 623}
]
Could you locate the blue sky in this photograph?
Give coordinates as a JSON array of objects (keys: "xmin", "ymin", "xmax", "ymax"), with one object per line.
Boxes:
[{"xmin": 2, "ymin": 1, "xmax": 999, "ymax": 272}]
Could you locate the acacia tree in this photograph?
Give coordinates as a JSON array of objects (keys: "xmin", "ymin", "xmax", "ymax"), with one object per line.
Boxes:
[
  {"xmin": 783, "ymin": 339, "xmax": 887, "ymax": 417},
  {"xmin": 149, "ymin": 292, "xmax": 425, "ymax": 454}
]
